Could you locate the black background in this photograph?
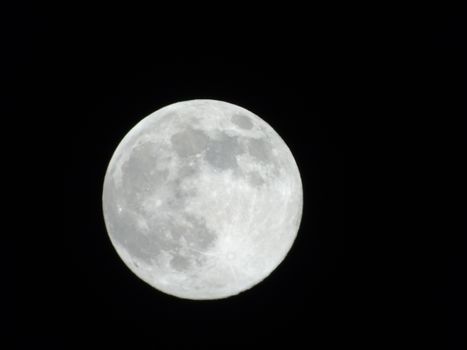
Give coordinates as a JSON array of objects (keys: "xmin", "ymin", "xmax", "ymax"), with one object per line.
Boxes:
[{"xmin": 10, "ymin": 3, "xmax": 465, "ymax": 348}]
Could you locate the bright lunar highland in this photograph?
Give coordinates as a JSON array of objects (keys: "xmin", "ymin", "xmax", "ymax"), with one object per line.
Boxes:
[{"xmin": 102, "ymin": 100, "xmax": 303, "ymax": 300}]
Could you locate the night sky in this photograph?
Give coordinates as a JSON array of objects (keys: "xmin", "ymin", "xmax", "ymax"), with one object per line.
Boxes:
[{"xmin": 10, "ymin": 3, "xmax": 465, "ymax": 348}]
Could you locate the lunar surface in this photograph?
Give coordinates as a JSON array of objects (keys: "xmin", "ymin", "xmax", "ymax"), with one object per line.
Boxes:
[{"xmin": 102, "ymin": 100, "xmax": 303, "ymax": 300}]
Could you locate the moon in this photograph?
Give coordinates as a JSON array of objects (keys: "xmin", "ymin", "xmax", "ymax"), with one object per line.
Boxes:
[{"xmin": 102, "ymin": 99, "xmax": 303, "ymax": 300}]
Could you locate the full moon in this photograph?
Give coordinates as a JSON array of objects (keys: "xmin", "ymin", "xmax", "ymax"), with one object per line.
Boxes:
[{"xmin": 102, "ymin": 100, "xmax": 303, "ymax": 300}]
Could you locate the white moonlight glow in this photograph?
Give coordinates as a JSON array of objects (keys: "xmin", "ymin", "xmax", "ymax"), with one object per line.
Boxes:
[{"xmin": 102, "ymin": 100, "xmax": 303, "ymax": 300}]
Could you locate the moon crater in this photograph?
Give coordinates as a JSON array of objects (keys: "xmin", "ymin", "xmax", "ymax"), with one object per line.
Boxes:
[{"xmin": 231, "ymin": 113, "xmax": 254, "ymax": 130}]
